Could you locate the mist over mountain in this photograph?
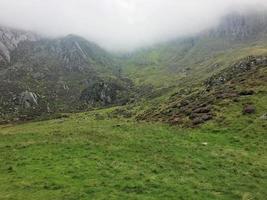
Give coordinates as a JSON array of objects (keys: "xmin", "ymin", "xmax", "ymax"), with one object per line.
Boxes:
[
  {"xmin": 0, "ymin": 7, "xmax": 267, "ymax": 122},
  {"xmin": 1, "ymin": 0, "xmax": 267, "ymax": 51},
  {"xmin": 0, "ymin": 1, "xmax": 267, "ymax": 199}
]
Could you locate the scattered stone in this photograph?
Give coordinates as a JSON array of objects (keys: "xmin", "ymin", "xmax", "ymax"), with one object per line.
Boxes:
[
  {"xmin": 201, "ymin": 142, "xmax": 208, "ymax": 146},
  {"xmin": 243, "ymin": 105, "xmax": 256, "ymax": 114}
]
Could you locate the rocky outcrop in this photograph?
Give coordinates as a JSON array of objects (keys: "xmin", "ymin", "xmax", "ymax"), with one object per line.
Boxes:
[
  {"xmin": 0, "ymin": 26, "xmax": 39, "ymax": 65},
  {"xmin": 80, "ymin": 80, "xmax": 130, "ymax": 106},
  {"xmin": 205, "ymin": 56, "xmax": 267, "ymax": 88},
  {"xmin": 20, "ymin": 91, "xmax": 38, "ymax": 108},
  {"xmin": 208, "ymin": 10, "xmax": 267, "ymax": 40},
  {"xmin": 137, "ymin": 55, "xmax": 266, "ymax": 127},
  {"xmin": 0, "ymin": 26, "xmax": 127, "ymax": 121}
]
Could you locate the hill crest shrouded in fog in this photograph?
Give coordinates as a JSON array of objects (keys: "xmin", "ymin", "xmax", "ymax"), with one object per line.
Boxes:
[
  {"xmin": 0, "ymin": 9, "xmax": 267, "ymax": 125},
  {"xmin": 0, "ymin": 3, "xmax": 267, "ymax": 200},
  {"xmin": 1, "ymin": 0, "xmax": 267, "ymax": 51}
]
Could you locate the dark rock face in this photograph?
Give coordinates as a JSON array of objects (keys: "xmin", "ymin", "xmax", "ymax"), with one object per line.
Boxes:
[
  {"xmin": 80, "ymin": 79, "xmax": 132, "ymax": 106},
  {"xmin": 243, "ymin": 105, "xmax": 256, "ymax": 114},
  {"xmin": 208, "ymin": 10, "xmax": 267, "ymax": 40},
  {"xmin": 80, "ymin": 82, "xmax": 119, "ymax": 105}
]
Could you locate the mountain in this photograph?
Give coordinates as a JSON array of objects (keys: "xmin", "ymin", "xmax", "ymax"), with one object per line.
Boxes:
[
  {"xmin": 207, "ymin": 9, "xmax": 267, "ymax": 40},
  {"xmin": 118, "ymin": 9, "xmax": 267, "ymax": 126},
  {"xmin": 0, "ymin": 9, "xmax": 267, "ymax": 125},
  {"xmin": 0, "ymin": 26, "xmax": 39, "ymax": 67},
  {"xmin": 1, "ymin": 8, "xmax": 267, "ymax": 200},
  {"xmin": 0, "ymin": 29, "xmax": 133, "ymax": 122},
  {"xmin": 122, "ymin": 9, "xmax": 267, "ymax": 89},
  {"xmin": 137, "ymin": 55, "xmax": 267, "ymax": 126}
]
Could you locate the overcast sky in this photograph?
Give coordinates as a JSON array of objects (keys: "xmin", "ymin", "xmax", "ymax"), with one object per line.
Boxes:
[{"xmin": 0, "ymin": 0, "xmax": 267, "ymax": 51}]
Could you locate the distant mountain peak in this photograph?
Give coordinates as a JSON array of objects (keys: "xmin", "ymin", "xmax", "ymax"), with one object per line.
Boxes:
[
  {"xmin": 208, "ymin": 9, "xmax": 267, "ymax": 40},
  {"xmin": 0, "ymin": 26, "xmax": 40, "ymax": 65}
]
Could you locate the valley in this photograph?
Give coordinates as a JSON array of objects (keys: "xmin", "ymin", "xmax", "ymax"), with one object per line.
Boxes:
[{"xmin": 0, "ymin": 8, "xmax": 267, "ymax": 200}]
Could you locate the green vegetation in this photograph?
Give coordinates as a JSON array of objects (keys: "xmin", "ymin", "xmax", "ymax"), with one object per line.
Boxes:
[
  {"xmin": 1, "ymin": 11, "xmax": 267, "ymax": 200},
  {"xmin": 0, "ymin": 102, "xmax": 266, "ymax": 199},
  {"xmin": 120, "ymin": 36, "xmax": 267, "ymax": 91}
]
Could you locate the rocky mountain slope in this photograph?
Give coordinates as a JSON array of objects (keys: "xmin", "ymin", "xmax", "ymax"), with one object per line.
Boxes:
[
  {"xmin": 0, "ymin": 10, "xmax": 267, "ymax": 124},
  {"xmin": 137, "ymin": 56, "xmax": 267, "ymax": 126},
  {"xmin": 117, "ymin": 10, "xmax": 267, "ymax": 126},
  {"xmin": 0, "ymin": 26, "xmax": 39, "ymax": 67},
  {"xmin": 206, "ymin": 9, "xmax": 267, "ymax": 40},
  {"xmin": 122, "ymin": 9, "xmax": 267, "ymax": 88},
  {"xmin": 0, "ymin": 29, "xmax": 133, "ymax": 122}
]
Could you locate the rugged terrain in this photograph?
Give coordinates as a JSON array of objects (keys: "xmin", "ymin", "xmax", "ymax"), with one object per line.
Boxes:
[
  {"xmin": 0, "ymin": 10, "xmax": 267, "ymax": 125},
  {"xmin": 0, "ymin": 32, "xmax": 134, "ymax": 122},
  {"xmin": 0, "ymin": 10, "xmax": 267, "ymax": 200}
]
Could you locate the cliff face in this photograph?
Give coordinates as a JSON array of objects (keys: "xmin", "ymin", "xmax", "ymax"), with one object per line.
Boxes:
[
  {"xmin": 0, "ymin": 27, "xmax": 131, "ymax": 121},
  {"xmin": 1, "ymin": 9, "xmax": 267, "ymax": 123},
  {"xmin": 208, "ymin": 10, "xmax": 267, "ymax": 40},
  {"xmin": 0, "ymin": 27, "xmax": 39, "ymax": 66}
]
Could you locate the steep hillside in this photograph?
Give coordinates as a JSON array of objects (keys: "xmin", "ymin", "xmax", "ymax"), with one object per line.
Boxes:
[
  {"xmin": 0, "ymin": 7, "xmax": 267, "ymax": 200},
  {"xmin": 111, "ymin": 10, "xmax": 267, "ymax": 127},
  {"xmin": 0, "ymin": 26, "xmax": 39, "ymax": 67},
  {"xmin": 137, "ymin": 56, "xmax": 267, "ymax": 126},
  {"xmin": 0, "ymin": 29, "xmax": 132, "ymax": 122},
  {"xmin": 121, "ymin": 10, "xmax": 267, "ymax": 89},
  {"xmin": 1, "ymin": 10, "xmax": 267, "ymax": 124}
]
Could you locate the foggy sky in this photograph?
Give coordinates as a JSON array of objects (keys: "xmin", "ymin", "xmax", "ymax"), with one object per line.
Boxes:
[{"xmin": 0, "ymin": 0, "xmax": 267, "ymax": 51}]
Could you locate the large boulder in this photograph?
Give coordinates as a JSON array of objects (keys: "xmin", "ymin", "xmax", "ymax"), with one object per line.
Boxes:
[{"xmin": 20, "ymin": 91, "xmax": 38, "ymax": 108}]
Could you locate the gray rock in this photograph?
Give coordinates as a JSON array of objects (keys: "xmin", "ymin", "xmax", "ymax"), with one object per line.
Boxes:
[
  {"xmin": 0, "ymin": 26, "xmax": 39, "ymax": 63},
  {"xmin": 20, "ymin": 91, "xmax": 38, "ymax": 108}
]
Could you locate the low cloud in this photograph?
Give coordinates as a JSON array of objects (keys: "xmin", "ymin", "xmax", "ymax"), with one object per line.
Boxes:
[{"xmin": 0, "ymin": 0, "xmax": 266, "ymax": 51}]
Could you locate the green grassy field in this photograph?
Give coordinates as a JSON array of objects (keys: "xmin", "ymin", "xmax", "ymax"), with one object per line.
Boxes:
[{"xmin": 0, "ymin": 106, "xmax": 266, "ymax": 199}]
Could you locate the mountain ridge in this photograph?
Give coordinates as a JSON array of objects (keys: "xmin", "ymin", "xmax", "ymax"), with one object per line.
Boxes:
[{"xmin": 0, "ymin": 9, "xmax": 267, "ymax": 124}]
